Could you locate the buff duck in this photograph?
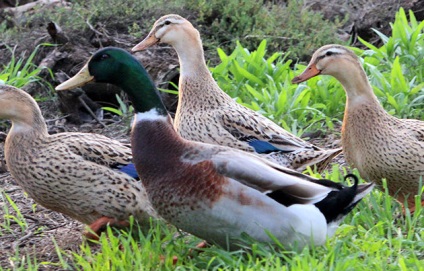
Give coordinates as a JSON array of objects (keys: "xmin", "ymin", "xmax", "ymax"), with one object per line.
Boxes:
[
  {"xmin": 0, "ymin": 84, "xmax": 158, "ymax": 238},
  {"xmin": 130, "ymin": 14, "xmax": 341, "ymax": 172},
  {"xmin": 56, "ymin": 47, "xmax": 374, "ymax": 250},
  {"xmin": 292, "ymin": 44, "xmax": 424, "ymax": 212}
]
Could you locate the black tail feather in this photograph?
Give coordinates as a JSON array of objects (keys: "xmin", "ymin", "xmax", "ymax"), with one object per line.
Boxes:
[
  {"xmin": 267, "ymin": 174, "xmax": 372, "ymax": 222},
  {"xmin": 314, "ymin": 174, "xmax": 363, "ymax": 223}
]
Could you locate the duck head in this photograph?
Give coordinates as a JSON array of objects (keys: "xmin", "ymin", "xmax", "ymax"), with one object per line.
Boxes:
[
  {"xmin": 0, "ymin": 85, "xmax": 43, "ymax": 126},
  {"xmin": 132, "ymin": 14, "xmax": 200, "ymax": 52},
  {"xmin": 292, "ymin": 45, "xmax": 374, "ymax": 100},
  {"xmin": 56, "ymin": 47, "xmax": 145, "ymax": 90},
  {"xmin": 291, "ymin": 44, "xmax": 361, "ymax": 84},
  {"xmin": 56, "ymin": 47, "xmax": 166, "ymax": 114}
]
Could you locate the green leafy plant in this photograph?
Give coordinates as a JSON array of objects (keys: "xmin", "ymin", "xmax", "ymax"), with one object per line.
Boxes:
[
  {"xmin": 0, "ymin": 191, "xmax": 28, "ymax": 234},
  {"xmin": 102, "ymin": 94, "xmax": 133, "ymax": 117},
  {"xmin": 211, "ymin": 40, "xmax": 340, "ymax": 135},
  {"xmin": 184, "ymin": 0, "xmax": 345, "ymax": 61},
  {"xmin": 350, "ymin": 8, "xmax": 424, "ymax": 119},
  {"xmin": 0, "ymin": 45, "xmax": 42, "ymax": 88}
]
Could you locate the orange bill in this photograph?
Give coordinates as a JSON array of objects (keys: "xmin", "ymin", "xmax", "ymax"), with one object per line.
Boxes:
[
  {"xmin": 132, "ymin": 34, "xmax": 160, "ymax": 52},
  {"xmin": 291, "ymin": 64, "xmax": 321, "ymax": 84}
]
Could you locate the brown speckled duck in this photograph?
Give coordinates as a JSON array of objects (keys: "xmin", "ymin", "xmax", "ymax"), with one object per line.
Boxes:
[
  {"xmin": 55, "ymin": 47, "xmax": 374, "ymax": 250},
  {"xmin": 292, "ymin": 44, "xmax": 424, "ymax": 211},
  {"xmin": 131, "ymin": 14, "xmax": 341, "ymax": 172},
  {"xmin": 0, "ymin": 84, "xmax": 158, "ymax": 238}
]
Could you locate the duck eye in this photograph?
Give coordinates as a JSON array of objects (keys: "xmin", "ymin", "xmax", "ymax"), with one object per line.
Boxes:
[{"xmin": 100, "ymin": 54, "xmax": 110, "ymax": 60}]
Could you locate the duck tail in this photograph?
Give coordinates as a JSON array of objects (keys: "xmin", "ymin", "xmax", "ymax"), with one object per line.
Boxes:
[
  {"xmin": 314, "ymin": 174, "xmax": 374, "ymax": 224},
  {"xmin": 290, "ymin": 147, "xmax": 343, "ymax": 172}
]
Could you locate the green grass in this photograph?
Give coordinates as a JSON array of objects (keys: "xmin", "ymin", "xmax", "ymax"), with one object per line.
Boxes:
[
  {"xmin": 2, "ymin": 168, "xmax": 423, "ymax": 270},
  {"xmin": 0, "ymin": 191, "xmax": 28, "ymax": 235}
]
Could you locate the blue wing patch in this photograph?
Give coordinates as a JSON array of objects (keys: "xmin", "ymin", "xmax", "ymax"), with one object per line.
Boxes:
[
  {"xmin": 230, "ymin": 132, "xmax": 294, "ymax": 154},
  {"xmin": 117, "ymin": 163, "xmax": 139, "ymax": 179},
  {"xmin": 247, "ymin": 139, "xmax": 291, "ymax": 154}
]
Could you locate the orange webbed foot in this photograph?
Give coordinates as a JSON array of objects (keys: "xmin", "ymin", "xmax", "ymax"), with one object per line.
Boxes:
[{"xmin": 84, "ymin": 216, "xmax": 130, "ymax": 240}]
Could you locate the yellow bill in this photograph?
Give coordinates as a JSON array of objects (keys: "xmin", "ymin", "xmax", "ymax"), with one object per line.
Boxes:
[{"xmin": 55, "ymin": 64, "xmax": 94, "ymax": 91}]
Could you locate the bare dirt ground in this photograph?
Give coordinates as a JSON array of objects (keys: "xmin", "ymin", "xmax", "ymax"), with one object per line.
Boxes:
[{"xmin": 0, "ymin": 172, "xmax": 84, "ymax": 270}]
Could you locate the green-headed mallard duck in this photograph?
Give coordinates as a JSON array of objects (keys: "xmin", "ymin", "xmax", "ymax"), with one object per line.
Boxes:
[
  {"xmin": 130, "ymin": 14, "xmax": 341, "ymax": 172},
  {"xmin": 0, "ymin": 84, "xmax": 158, "ymax": 238},
  {"xmin": 292, "ymin": 44, "xmax": 424, "ymax": 212},
  {"xmin": 56, "ymin": 47, "xmax": 374, "ymax": 250}
]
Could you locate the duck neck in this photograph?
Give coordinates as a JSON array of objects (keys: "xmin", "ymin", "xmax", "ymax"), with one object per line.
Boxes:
[
  {"xmin": 117, "ymin": 62, "xmax": 168, "ymax": 116},
  {"xmin": 5, "ymin": 104, "xmax": 48, "ymax": 155},
  {"xmin": 120, "ymin": 61, "xmax": 184, "ymax": 170},
  {"xmin": 339, "ymin": 61, "xmax": 393, "ymax": 141},
  {"xmin": 174, "ymin": 33, "xmax": 209, "ymax": 76},
  {"xmin": 11, "ymin": 101, "xmax": 48, "ymax": 135},
  {"xmin": 171, "ymin": 31, "xmax": 219, "ymax": 93},
  {"xmin": 333, "ymin": 60, "xmax": 381, "ymax": 108}
]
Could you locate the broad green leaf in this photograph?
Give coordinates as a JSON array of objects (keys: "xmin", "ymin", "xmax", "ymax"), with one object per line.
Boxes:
[
  {"xmin": 102, "ymin": 107, "xmax": 123, "ymax": 116},
  {"xmin": 233, "ymin": 61, "xmax": 264, "ymax": 85},
  {"xmin": 244, "ymin": 84, "xmax": 264, "ymax": 101},
  {"xmin": 390, "ymin": 57, "xmax": 408, "ymax": 92},
  {"xmin": 358, "ymin": 37, "xmax": 382, "ymax": 57},
  {"xmin": 386, "ymin": 94, "xmax": 400, "ymax": 112}
]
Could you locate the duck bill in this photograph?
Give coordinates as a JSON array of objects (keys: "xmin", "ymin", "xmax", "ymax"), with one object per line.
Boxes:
[
  {"xmin": 291, "ymin": 64, "xmax": 321, "ymax": 84},
  {"xmin": 131, "ymin": 34, "xmax": 159, "ymax": 52},
  {"xmin": 55, "ymin": 64, "xmax": 94, "ymax": 91}
]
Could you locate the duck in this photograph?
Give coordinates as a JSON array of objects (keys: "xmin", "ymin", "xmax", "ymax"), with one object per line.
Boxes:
[
  {"xmin": 291, "ymin": 44, "xmax": 424, "ymax": 212},
  {"xmin": 0, "ymin": 84, "xmax": 158, "ymax": 239},
  {"xmin": 130, "ymin": 14, "xmax": 342, "ymax": 173},
  {"xmin": 56, "ymin": 47, "xmax": 374, "ymax": 250}
]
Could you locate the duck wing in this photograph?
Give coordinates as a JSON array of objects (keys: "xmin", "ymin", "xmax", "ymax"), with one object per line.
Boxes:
[
  {"xmin": 403, "ymin": 119, "xmax": 424, "ymax": 142},
  {"xmin": 183, "ymin": 144, "xmax": 333, "ymax": 204},
  {"xmin": 50, "ymin": 132, "xmax": 136, "ymax": 173},
  {"xmin": 218, "ymin": 106, "xmax": 318, "ymax": 153}
]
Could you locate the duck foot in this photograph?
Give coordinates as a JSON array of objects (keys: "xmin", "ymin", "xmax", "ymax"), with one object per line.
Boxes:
[
  {"xmin": 194, "ymin": 240, "xmax": 209, "ymax": 249},
  {"xmin": 406, "ymin": 200, "xmax": 424, "ymax": 214},
  {"xmin": 188, "ymin": 240, "xmax": 210, "ymax": 259},
  {"xmin": 84, "ymin": 216, "xmax": 130, "ymax": 241},
  {"xmin": 156, "ymin": 241, "xmax": 209, "ymax": 264},
  {"xmin": 159, "ymin": 255, "xmax": 179, "ymax": 265}
]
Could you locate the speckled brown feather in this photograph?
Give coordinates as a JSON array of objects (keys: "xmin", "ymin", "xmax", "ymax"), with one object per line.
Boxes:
[
  {"xmin": 1, "ymin": 85, "xmax": 158, "ymax": 228},
  {"xmin": 342, "ymin": 100, "xmax": 424, "ymax": 207}
]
